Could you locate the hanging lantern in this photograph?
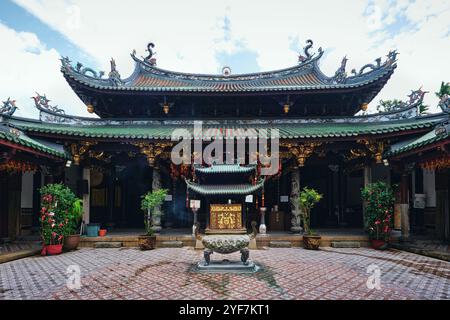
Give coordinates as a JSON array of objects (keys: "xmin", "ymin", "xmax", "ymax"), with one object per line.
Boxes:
[
  {"xmin": 87, "ymin": 104, "xmax": 94, "ymax": 113},
  {"xmin": 361, "ymin": 103, "xmax": 369, "ymax": 111},
  {"xmin": 283, "ymin": 103, "xmax": 290, "ymax": 114},
  {"xmin": 163, "ymin": 103, "xmax": 170, "ymax": 114}
]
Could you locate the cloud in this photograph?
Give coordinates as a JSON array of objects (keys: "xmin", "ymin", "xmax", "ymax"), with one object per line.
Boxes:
[
  {"xmin": 0, "ymin": 22, "xmax": 91, "ymax": 118},
  {"xmin": 9, "ymin": 0, "xmax": 450, "ymax": 115}
]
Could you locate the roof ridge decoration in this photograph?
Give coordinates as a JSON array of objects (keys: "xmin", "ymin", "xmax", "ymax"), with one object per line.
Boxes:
[
  {"xmin": 61, "ymin": 57, "xmax": 105, "ymax": 79},
  {"xmin": 32, "ymin": 93, "xmax": 66, "ymax": 123},
  {"xmin": 330, "ymin": 50, "xmax": 398, "ymax": 85},
  {"xmin": 298, "ymin": 39, "xmax": 323, "ymax": 63},
  {"xmin": 438, "ymin": 94, "xmax": 449, "ymax": 113},
  {"xmin": 1, "ymin": 98, "xmax": 18, "ymax": 116},
  {"xmin": 108, "ymin": 58, "xmax": 122, "ymax": 86}
]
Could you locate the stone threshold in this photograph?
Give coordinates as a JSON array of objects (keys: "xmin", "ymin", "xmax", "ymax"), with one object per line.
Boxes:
[
  {"xmin": 0, "ymin": 249, "xmax": 41, "ymax": 264},
  {"xmin": 390, "ymin": 243, "xmax": 450, "ymax": 262}
]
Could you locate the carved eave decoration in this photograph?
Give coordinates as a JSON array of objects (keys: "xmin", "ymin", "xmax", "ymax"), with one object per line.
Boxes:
[
  {"xmin": 133, "ymin": 142, "xmax": 173, "ymax": 167},
  {"xmin": 69, "ymin": 141, "xmax": 97, "ymax": 165},
  {"xmin": 281, "ymin": 142, "xmax": 322, "ymax": 167}
]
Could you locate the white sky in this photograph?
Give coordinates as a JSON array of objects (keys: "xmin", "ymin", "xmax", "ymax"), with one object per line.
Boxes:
[{"xmin": 1, "ymin": 0, "xmax": 449, "ymax": 118}]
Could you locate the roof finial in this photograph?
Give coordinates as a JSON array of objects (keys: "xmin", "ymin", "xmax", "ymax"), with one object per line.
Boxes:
[
  {"xmin": 32, "ymin": 93, "xmax": 65, "ymax": 115},
  {"xmin": 298, "ymin": 39, "xmax": 323, "ymax": 64},
  {"xmin": 108, "ymin": 58, "xmax": 122, "ymax": 86},
  {"xmin": 145, "ymin": 42, "xmax": 157, "ymax": 66},
  {"xmin": 1, "ymin": 98, "xmax": 18, "ymax": 116}
]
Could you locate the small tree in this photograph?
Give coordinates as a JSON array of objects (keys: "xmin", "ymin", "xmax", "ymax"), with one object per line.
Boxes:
[
  {"xmin": 361, "ymin": 181, "xmax": 395, "ymax": 241},
  {"xmin": 140, "ymin": 189, "xmax": 168, "ymax": 235},
  {"xmin": 299, "ymin": 187, "xmax": 323, "ymax": 235}
]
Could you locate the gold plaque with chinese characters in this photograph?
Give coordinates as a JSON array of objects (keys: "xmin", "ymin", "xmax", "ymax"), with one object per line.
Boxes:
[{"xmin": 209, "ymin": 204, "xmax": 242, "ymax": 230}]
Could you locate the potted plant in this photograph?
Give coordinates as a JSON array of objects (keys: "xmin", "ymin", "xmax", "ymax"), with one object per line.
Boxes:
[
  {"xmin": 39, "ymin": 184, "xmax": 76, "ymax": 255},
  {"xmin": 138, "ymin": 189, "xmax": 168, "ymax": 250},
  {"xmin": 361, "ymin": 181, "xmax": 395, "ymax": 250},
  {"xmin": 299, "ymin": 187, "xmax": 323, "ymax": 250},
  {"xmin": 63, "ymin": 198, "xmax": 83, "ymax": 251}
]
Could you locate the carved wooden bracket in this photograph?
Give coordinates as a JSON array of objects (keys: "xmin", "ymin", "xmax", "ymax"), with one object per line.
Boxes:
[
  {"xmin": 282, "ymin": 142, "xmax": 322, "ymax": 167},
  {"xmin": 70, "ymin": 142, "xmax": 97, "ymax": 165}
]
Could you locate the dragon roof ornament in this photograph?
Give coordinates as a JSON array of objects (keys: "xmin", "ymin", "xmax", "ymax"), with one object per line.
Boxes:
[
  {"xmin": 298, "ymin": 39, "xmax": 323, "ymax": 64},
  {"xmin": 1, "ymin": 98, "xmax": 18, "ymax": 116},
  {"xmin": 32, "ymin": 93, "xmax": 66, "ymax": 123},
  {"xmin": 438, "ymin": 94, "xmax": 450, "ymax": 113},
  {"xmin": 108, "ymin": 58, "xmax": 122, "ymax": 87},
  {"xmin": 61, "ymin": 56, "xmax": 105, "ymax": 79},
  {"xmin": 330, "ymin": 50, "xmax": 398, "ymax": 85}
]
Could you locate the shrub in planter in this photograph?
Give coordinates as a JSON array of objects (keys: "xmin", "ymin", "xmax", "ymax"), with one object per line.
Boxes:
[
  {"xmin": 299, "ymin": 187, "xmax": 323, "ymax": 250},
  {"xmin": 138, "ymin": 189, "xmax": 168, "ymax": 250},
  {"xmin": 39, "ymin": 184, "xmax": 83, "ymax": 254},
  {"xmin": 63, "ymin": 198, "xmax": 83, "ymax": 251},
  {"xmin": 39, "ymin": 184, "xmax": 76, "ymax": 255},
  {"xmin": 361, "ymin": 181, "xmax": 395, "ymax": 249}
]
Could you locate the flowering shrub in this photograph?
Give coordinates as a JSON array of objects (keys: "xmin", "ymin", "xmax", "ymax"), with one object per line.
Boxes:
[
  {"xmin": 361, "ymin": 181, "xmax": 395, "ymax": 241},
  {"xmin": 39, "ymin": 184, "xmax": 79, "ymax": 245}
]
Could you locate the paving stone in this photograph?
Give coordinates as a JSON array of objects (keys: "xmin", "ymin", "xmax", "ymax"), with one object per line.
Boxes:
[
  {"xmin": 269, "ymin": 241, "xmax": 292, "ymax": 248},
  {"xmin": 331, "ymin": 241, "xmax": 361, "ymax": 248},
  {"xmin": 93, "ymin": 242, "xmax": 122, "ymax": 248},
  {"xmin": 159, "ymin": 241, "xmax": 183, "ymax": 248},
  {"xmin": 0, "ymin": 247, "xmax": 449, "ymax": 300}
]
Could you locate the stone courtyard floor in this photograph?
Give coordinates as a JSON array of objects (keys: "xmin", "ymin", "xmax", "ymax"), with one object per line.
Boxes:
[{"xmin": 0, "ymin": 247, "xmax": 449, "ymax": 300}]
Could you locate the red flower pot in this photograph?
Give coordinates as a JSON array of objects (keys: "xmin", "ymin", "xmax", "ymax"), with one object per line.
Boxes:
[
  {"xmin": 98, "ymin": 229, "xmax": 107, "ymax": 237},
  {"xmin": 41, "ymin": 244, "xmax": 63, "ymax": 256},
  {"xmin": 371, "ymin": 240, "xmax": 387, "ymax": 250}
]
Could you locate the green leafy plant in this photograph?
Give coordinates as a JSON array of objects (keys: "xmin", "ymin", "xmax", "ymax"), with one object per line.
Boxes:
[
  {"xmin": 299, "ymin": 187, "xmax": 323, "ymax": 235},
  {"xmin": 361, "ymin": 181, "xmax": 395, "ymax": 241},
  {"xmin": 140, "ymin": 189, "xmax": 168, "ymax": 235},
  {"xmin": 65, "ymin": 198, "xmax": 83, "ymax": 235},
  {"xmin": 39, "ymin": 183, "xmax": 78, "ymax": 245}
]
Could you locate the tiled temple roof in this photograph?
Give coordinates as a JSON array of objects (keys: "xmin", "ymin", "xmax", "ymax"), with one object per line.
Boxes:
[
  {"xmin": 387, "ymin": 123, "xmax": 450, "ymax": 157},
  {"xmin": 60, "ymin": 42, "xmax": 398, "ymax": 94},
  {"xmin": 0, "ymin": 124, "xmax": 67, "ymax": 159},
  {"xmin": 3, "ymin": 115, "xmax": 443, "ymax": 141}
]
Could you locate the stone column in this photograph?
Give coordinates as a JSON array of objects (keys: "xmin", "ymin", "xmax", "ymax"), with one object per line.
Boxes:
[
  {"xmin": 151, "ymin": 167, "xmax": 162, "ymax": 233},
  {"xmin": 290, "ymin": 167, "xmax": 302, "ymax": 233},
  {"xmin": 399, "ymin": 172, "xmax": 410, "ymax": 240},
  {"xmin": 82, "ymin": 167, "xmax": 90, "ymax": 225},
  {"xmin": 362, "ymin": 165, "xmax": 372, "ymax": 228}
]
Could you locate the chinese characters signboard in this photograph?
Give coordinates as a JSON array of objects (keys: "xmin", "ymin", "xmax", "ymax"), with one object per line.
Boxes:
[{"xmin": 210, "ymin": 204, "xmax": 242, "ymax": 230}]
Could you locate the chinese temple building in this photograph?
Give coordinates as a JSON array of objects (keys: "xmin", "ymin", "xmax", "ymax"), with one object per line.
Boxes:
[{"xmin": 1, "ymin": 40, "xmax": 449, "ymax": 243}]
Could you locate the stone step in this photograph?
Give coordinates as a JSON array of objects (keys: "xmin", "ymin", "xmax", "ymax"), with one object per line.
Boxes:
[
  {"xmin": 331, "ymin": 241, "xmax": 360, "ymax": 248},
  {"xmin": 159, "ymin": 241, "xmax": 183, "ymax": 248},
  {"xmin": 269, "ymin": 241, "xmax": 292, "ymax": 248},
  {"xmin": 93, "ymin": 242, "xmax": 122, "ymax": 248}
]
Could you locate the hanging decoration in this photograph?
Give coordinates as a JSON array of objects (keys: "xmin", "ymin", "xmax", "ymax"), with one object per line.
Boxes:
[
  {"xmin": 0, "ymin": 160, "xmax": 38, "ymax": 173},
  {"xmin": 420, "ymin": 155, "xmax": 450, "ymax": 170}
]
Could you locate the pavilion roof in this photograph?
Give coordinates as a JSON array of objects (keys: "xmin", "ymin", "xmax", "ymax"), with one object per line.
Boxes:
[
  {"xmin": 186, "ymin": 179, "xmax": 264, "ymax": 196},
  {"xmin": 195, "ymin": 164, "xmax": 256, "ymax": 174}
]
